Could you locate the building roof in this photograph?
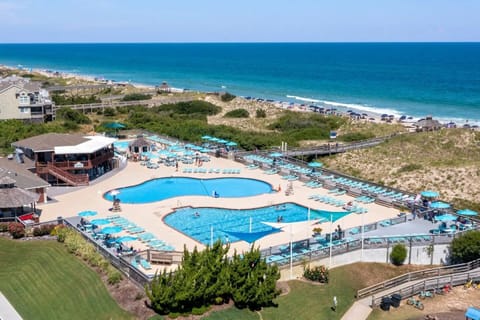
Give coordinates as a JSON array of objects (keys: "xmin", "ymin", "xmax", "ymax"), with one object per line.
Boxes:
[
  {"xmin": 55, "ymin": 135, "xmax": 117, "ymax": 155},
  {"xmin": 13, "ymin": 133, "xmax": 91, "ymax": 152},
  {"xmin": 0, "ymin": 187, "xmax": 38, "ymax": 208},
  {"xmin": 129, "ymin": 137, "xmax": 150, "ymax": 148},
  {"xmin": 0, "ymin": 158, "xmax": 50, "ymax": 190}
]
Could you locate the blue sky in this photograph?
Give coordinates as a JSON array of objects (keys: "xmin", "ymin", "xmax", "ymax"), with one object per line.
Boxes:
[{"xmin": 0, "ymin": 0, "xmax": 479, "ymax": 42}]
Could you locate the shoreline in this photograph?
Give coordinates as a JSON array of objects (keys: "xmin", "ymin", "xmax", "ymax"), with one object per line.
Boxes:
[{"xmin": 2, "ymin": 63, "xmax": 477, "ymax": 126}]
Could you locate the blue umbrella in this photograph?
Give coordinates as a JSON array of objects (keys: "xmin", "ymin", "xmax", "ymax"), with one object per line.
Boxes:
[
  {"xmin": 217, "ymin": 139, "xmax": 228, "ymax": 144},
  {"xmin": 105, "ymin": 122, "xmax": 126, "ymax": 129},
  {"xmin": 435, "ymin": 214, "xmax": 457, "ymax": 222},
  {"xmin": 116, "ymin": 235, "xmax": 138, "ymax": 243},
  {"xmin": 100, "ymin": 226, "xmax": 123, "ymax": 234},
  {"xmin": 90, "ymin": 218, "xmax": 110, "ymax": 226},
  {"xmin": 226, "ymin": 141, "xmax": 237, "ymax": 147},
  {"xmin": 457, "ymin": 209, "xmax": 478, "ymax": 216},
  {"xmin": 308, "ymin": 162, "xmax": 323, "ymax": 168},
  {"xmin": 78, "ymin": 210, "xmax": 97, "ymax": 217},
  {"xmin": 201, "ymin": 135, "xmax": 212, "ymax": 140},
  {"xmin": 430, "ymin": 201, "xmax": 451, "ymax": 209},
  {"xmin": 269, "ymin": 152, "xmax": 283, "ymax": 158},
  {"xmin": 421, "ymin": 190, "xmax": 439, "ymax": 198}
]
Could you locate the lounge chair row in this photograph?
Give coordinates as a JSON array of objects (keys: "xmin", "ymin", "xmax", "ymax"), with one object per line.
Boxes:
[
  {"xmin": 182, "ymin": 168, "xmax": 241, "ymax": 174},
  {"xmin": 310, "ymin": 195, "xmax": 346, "ymax": 207},
  {"xmin": 304, "ymin": 181, "xmax": 322, "ymax": 188}
]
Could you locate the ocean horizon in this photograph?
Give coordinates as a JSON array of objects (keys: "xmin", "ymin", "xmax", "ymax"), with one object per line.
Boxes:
[{"xmin": 1, "ymin": 42, "xmax": 479, "ymax": 123}]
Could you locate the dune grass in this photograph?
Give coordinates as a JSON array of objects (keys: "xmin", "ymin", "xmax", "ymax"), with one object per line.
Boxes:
[{"xmin": 0, "ymin": 237, "xmax": 132, "ymax": 320}]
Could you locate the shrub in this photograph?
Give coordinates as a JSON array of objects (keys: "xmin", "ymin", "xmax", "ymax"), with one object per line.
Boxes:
[
  {"xmin": 397, "ymin": 163, "xmax": 422, "ymax": 174},
  {"xmin": 450, "ymin": 230, "xmax": 480, "ymax": 264},
  {"xmin": 122, "ymin": 93, "xmax": 152, "ymax": 101},
  {"xmin": 303, "ymin": 265, "xmax": 329, "ymax": 283},
  {"xmin": 224, "ymin": 108, "xmax": 250, "ymax": 118},
  {"xmin": 56, "ymin": 107, "xmax": 91, "ymax": 124},
  {"xmin": 8, "ymin": 222, "xmax": 25, "ymax": 239},
  {"xmin": 220, "ymin": 92, "xmax": 236, "ymax": 102},
  {"xmin": 390, "ymin": 244, "xmax": 407, "ymax": 266},
  {"xmin": 103, "ymin": 107, "xmax": 116, "ymax": 117},
  {"xmin": 338, "ymin": 132, "xmax": 375, "ymax": 142},
  {"xmin": 0, "ymin": 222, "xmax": 9, "ymax": 232},
  {"xmin": 107, "ymin": 266, "xmax": 123, "ymax": 285},
  {"xmin": 256, "ymin": 109, "xmax": 266, "ymax": 118}
]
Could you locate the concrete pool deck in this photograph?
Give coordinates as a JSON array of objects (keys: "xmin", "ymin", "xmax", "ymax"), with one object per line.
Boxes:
[{"xmin": 38, "ymin": 156, "xmax": 401, "ymax": 255}]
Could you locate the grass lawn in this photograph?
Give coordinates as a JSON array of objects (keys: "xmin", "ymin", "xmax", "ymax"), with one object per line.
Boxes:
[
  {"xmin": 206, "ymin": 263, "xmax": 426, "ymax": 320},
  {"xmin": 0, "ymin": 237, "xmax": 132, "ymax": 320}
]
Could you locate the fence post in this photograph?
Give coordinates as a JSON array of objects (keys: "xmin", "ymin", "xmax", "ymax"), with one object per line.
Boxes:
[{"xmin": 408, "ymin": 237, "xmax": 412, "ymax": 264}]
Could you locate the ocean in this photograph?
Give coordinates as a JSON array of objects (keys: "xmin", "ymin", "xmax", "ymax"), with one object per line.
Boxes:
[{"xmin": 0, "ymin": 43, "xmax": 479, "ymax": 123}]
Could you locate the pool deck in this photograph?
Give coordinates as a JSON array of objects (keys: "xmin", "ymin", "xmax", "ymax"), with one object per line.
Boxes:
[{"xmin": 38, "ymin": 156, "xmax": 401, "ymax": 254}]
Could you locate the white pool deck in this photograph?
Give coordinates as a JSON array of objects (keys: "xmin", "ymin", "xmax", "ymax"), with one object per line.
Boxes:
[{"xmin": 38, "ymin": 156, "xmax": 401, "ymax": 255}]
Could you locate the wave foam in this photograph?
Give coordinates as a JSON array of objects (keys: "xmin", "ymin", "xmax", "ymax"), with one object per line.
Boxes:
[{"xmin": 286, "ymin": 95, "xmax": 321, "ymax": 103}]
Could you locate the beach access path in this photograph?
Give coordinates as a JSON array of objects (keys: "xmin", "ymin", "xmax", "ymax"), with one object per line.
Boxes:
[{"xmin": 0, "ymin": 292, "xmax": 23, "ymax": 320}]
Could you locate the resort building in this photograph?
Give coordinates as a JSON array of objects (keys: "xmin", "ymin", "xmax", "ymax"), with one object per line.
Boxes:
[
  {"xmin": 0, "ymin": 75, "xmax": 54, "ymax": 123},
  {"xmin": 12, "ymin": 133, "xmax": 117, "ymax": 187}
]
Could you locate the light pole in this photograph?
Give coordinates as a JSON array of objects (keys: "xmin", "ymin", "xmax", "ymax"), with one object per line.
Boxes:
[
  {"xmin": 289, "ymin": 223, "xmax": 293, "ymax": 280},
  {"xmin": 361, "ymin": 212, "xmax": 365, "ymax": 261},
  {"xmin": 329, "ymin": 213, "xmax": 333, "ymax": 268}
]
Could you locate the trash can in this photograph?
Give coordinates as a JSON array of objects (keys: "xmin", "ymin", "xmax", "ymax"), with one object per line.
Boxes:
[
  {"xmin": 390, "ymin": 294, "xmax": 402, "ymax": 308},
  {"xmin": 380, "ymin": 297, "xmax": 391, "ymax": 311}
]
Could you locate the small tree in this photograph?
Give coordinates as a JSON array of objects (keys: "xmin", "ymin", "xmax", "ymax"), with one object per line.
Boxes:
[
  {"xmin": 256, "ymin": 109, "xmax": 267, "ymax": 118},
  {"xmin": 390, "ymin": 244, "xmax": 407, "ymax": 266},
  {"xmin": 450, "ymin": 230, "xmax": 480, "ymax": 264},
  {"xmin": 224, "ymin": 109, "xmax": 249, "ymax": 118}
]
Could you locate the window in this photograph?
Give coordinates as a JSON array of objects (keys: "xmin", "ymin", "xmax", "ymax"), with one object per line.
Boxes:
[{"xmin": 19, "ymin": 107, "xmax": 29, "ymax": 114}]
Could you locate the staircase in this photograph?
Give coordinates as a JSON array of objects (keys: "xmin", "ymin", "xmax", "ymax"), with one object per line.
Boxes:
[{"xmin": 47, "ymin": 163, "xmax": 89, "ymax": 186}]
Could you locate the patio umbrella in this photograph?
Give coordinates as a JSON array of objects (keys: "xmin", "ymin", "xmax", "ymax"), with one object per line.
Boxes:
[
  {"xmin": 430, "ymin": 201, "xmax": 451, "ymax": 209},
  {"xmin": 308, "ymin": 162, "xmax": 323, "ymax": 168},
  {"xmin": 78, "ymin": 210, "xmax": 97, "ymax": 217},
  {"xmin": 421, "ymin": 190, "xmax": 439, "ymax": 198},
  {"xmin": 105, "ymin": 122, "xmax": 126, "ymax": 129},
  {"xmin": 435, "ymin": 214, "xmax": 457, "ymax": 222},
  {"xmin": 90, "ymin": 218, "xmax": 110, "ymax": 226},
  {"xmin": 269, "ymin": 152, "xmax": 283, "ymax": 158},
  {"xmin": 201, "ymin": 135, "xmax": 212, "ymax": 140},
  {"xmin": 100, "ymin": 226, "xmax": 123, "ymax": 234},
  {"xmin": 116, "ymin": 235, "xmax": 138, "ymax": 243},
  {"xmin": 457, "ymin": 209, "xmax": 478, "ymax": 216},
  {"xmin": 226, "ymin": 141, "xmax": 237, "ymax": 147},
  {"xmin": 217, "ymin": 139, "xmax": 228, "ymax": 144},
  {"xmin": 200, "ymin": 148, "xmax": 212, "ymax": 153}
]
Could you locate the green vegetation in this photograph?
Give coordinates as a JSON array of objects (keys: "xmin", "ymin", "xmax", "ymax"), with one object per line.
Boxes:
[
  {"xmin": 303, "ymin": 265, "xmax": 329, "ymax": 283},
  {"xmin": 155, "ymin": 100, "xmax": 221, "ymax": 115},
  {"xmin": 206, "ymin": 262, "xmax": 426, "ymax": 320},
  {"xmin": 338, "ymin": 131, "xmax": 375, "ymax": 142},
  {"xmin": 224, "ymin": 108, "xmax": 250, "ymax": 118},
  {"xmin": 103, "ymin": 107, "xmax": 116, "ymax": 117},
  {"xmin": 449, "ymin": 230, "xmax": 480, "ymax": 264},
  {"xmin": 0, "ymin": 237, "xmax": 132, "ymax": 320},
  {"xmin": 220, "ymin": 92, "xmax": 236, "ymax": 102},
  {"xmin": 268, "ymin": 111, "xmax": 346, "ymax": 141},
  {"xmin": 56, "ymin": 107, "xmax": 91, "ymax": 124},
  {"xmin": 146, "ymin": 242, "xmax": 280, "ymax": 316},
  {"xmin": 390, "ymin": 244, "xmax": 408, "ymax": 266},
  {"xmin": 52, "ymin": 94, "xmax": 101, "ymax": 105},
  {"xmin": 397, "ymin": 163, "xmax": 423, "ymax": 174},
  {"xmin": 256, "ymin": 109, "xmax": 267, "ymax": 118},
  {"xmin": 121, "ymin": 93, "xmax": 152, "ymax": 101}
]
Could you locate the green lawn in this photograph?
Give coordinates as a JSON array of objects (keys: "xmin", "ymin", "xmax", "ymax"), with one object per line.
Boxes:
[
  {"xmin": 204, "ymin": 263, "xmax": 428, "ymax": 320},
  {"xmin": 0, "ymin": 237, "xmax": 132, "ymax": 320}
]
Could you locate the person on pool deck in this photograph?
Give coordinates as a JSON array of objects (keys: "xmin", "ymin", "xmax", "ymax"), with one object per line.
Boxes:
[
  {"xmin": 194, "ymin": 211, "xmax": 200, "ymax": 218},
  {"xmin": 212, "ymin": 190, "xmax": 219, "ymax": 198}
]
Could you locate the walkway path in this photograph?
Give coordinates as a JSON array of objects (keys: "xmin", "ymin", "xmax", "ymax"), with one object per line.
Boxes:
[
  {"xmin": 341, "ymin": 266, "xmax": 480, "ymax": 320},
  {"xmin": 0, "ymin": 292, "xmax": 23, "ymax": 320}
]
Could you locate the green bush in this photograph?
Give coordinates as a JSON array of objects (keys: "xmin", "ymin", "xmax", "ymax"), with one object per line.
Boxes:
[
  {"xmin": 256, "ymin": 109, "xmax": 266, "ymax": 118},
  {"xmin": 103, "ymin": 107, "xmax": 116, "ymax": 117},
  {"xmin": 224, "ymin": 109, "xmax": 250, "ymax": 118},
  {"xmin": 8, "ymin": 222, "xmax": 25, "ymax": 239},
  {"xmin": 220, "ymin": 92, "xmax": 236, "ymax": 102},
  {"xmin": 107, "ymin": 266, "xmax": 123, "ymax": 285},
  {"xmin": 52, "ymin": 94, "xmax": 100, "ymax": 105},
  {"xmin": 0, "ymin": 223, "xmax": 9, "ymax": 232},
  {"xmin": 338, "ymin": 132, "xmax": 375, "ymax": 142},
  {"xmin": 56, "ymin": 107, "xmax": 91, "ymax": 124},
  {"xmin": 122, "ymin": 93, "xmax": 152, "ymax": 101},
  {"xmin": 303, "ymin": 265, "xmax": 329, "ymax": 283},
  {"xmin": 397, "ymin": 163, "xmax": 422, "ymax": 174},
  {"xmin": 390, "ymin": 244, "xmax": 407, "ymax": 266},
  {"xmin": 450, "ymin": 230, "xmax": 480, "ymax": 264}
]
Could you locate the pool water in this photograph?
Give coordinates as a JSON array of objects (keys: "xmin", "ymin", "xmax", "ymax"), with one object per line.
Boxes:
[
  {"xmin": 113, "ymin": 141, "xmax": 130, "ymax": 150},
  {"xmin": 104, "ymin": 177, "xmax": 273, "ymax": 204},
  {"xmin": 164, "ymin": 203, "xmax": 350, "ymax": 245}
]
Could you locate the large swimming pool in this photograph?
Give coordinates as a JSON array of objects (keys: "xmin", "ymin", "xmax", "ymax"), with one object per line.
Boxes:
[
  {"xmin": 164, "ymin": 203, "xmax": 351, "ymax": 245},
  {"xmin": 104, "ymin": 177, "xmax": 273, "ymax": 204}
]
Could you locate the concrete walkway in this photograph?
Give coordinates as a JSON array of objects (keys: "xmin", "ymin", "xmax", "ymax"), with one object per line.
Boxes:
[{"xmin": 0, "ymin": 292, "xmax": 23, "ymax": 320}]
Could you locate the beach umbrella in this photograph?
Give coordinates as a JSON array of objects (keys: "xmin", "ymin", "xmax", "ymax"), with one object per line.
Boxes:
[
  {"xmin": 104, "ymin": 122, "xmax": 126, "ymax": 129},
  {"xmin": 217, "ymin": 139, "xmax": 228, "ymax": 144},
  {"xmin": 435, "ymin": 214, "xmax": 457, "ymax": 222},
  {"xmin": 210, "ymin": 137, "xmax": 220, "ymax": 142},
  {"xmin": 421, "ymin": 190, "xmax": 439, "ymax": 198},
  {"xmin": 457, "ymin": 209, "xmax": 478, "ymax": 216},
  {"xmin": 308, "ymin": 162, "xmax": 323, "ymax": 168},
  {"xmin": 90, "ymin": 218, "xmax": 110, "ymax": 226},
  {"xmin": 78, "ymin": 210, "xmax": 97, "ymax": 217},
  {"xmin": 269, "ymin": 152, "xmax": 283, "ymax": 158},
  {"xmin": 430, "ymin": 201, "xmax": 451, "ymax": 209},
  {"xmin": 201, "ymin": 135, "xmax": 212, "ymax": 140},
  {"xmin": 100, "ymin": 226, "xmax": 123, "ymax": 235},
  {"xmin": 226, "ymin": 141, "xmax": 237, "ymax": 147},
  {"xmin": 116, "ymin": 235, "xmax": 138, "ymax": 243}
]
